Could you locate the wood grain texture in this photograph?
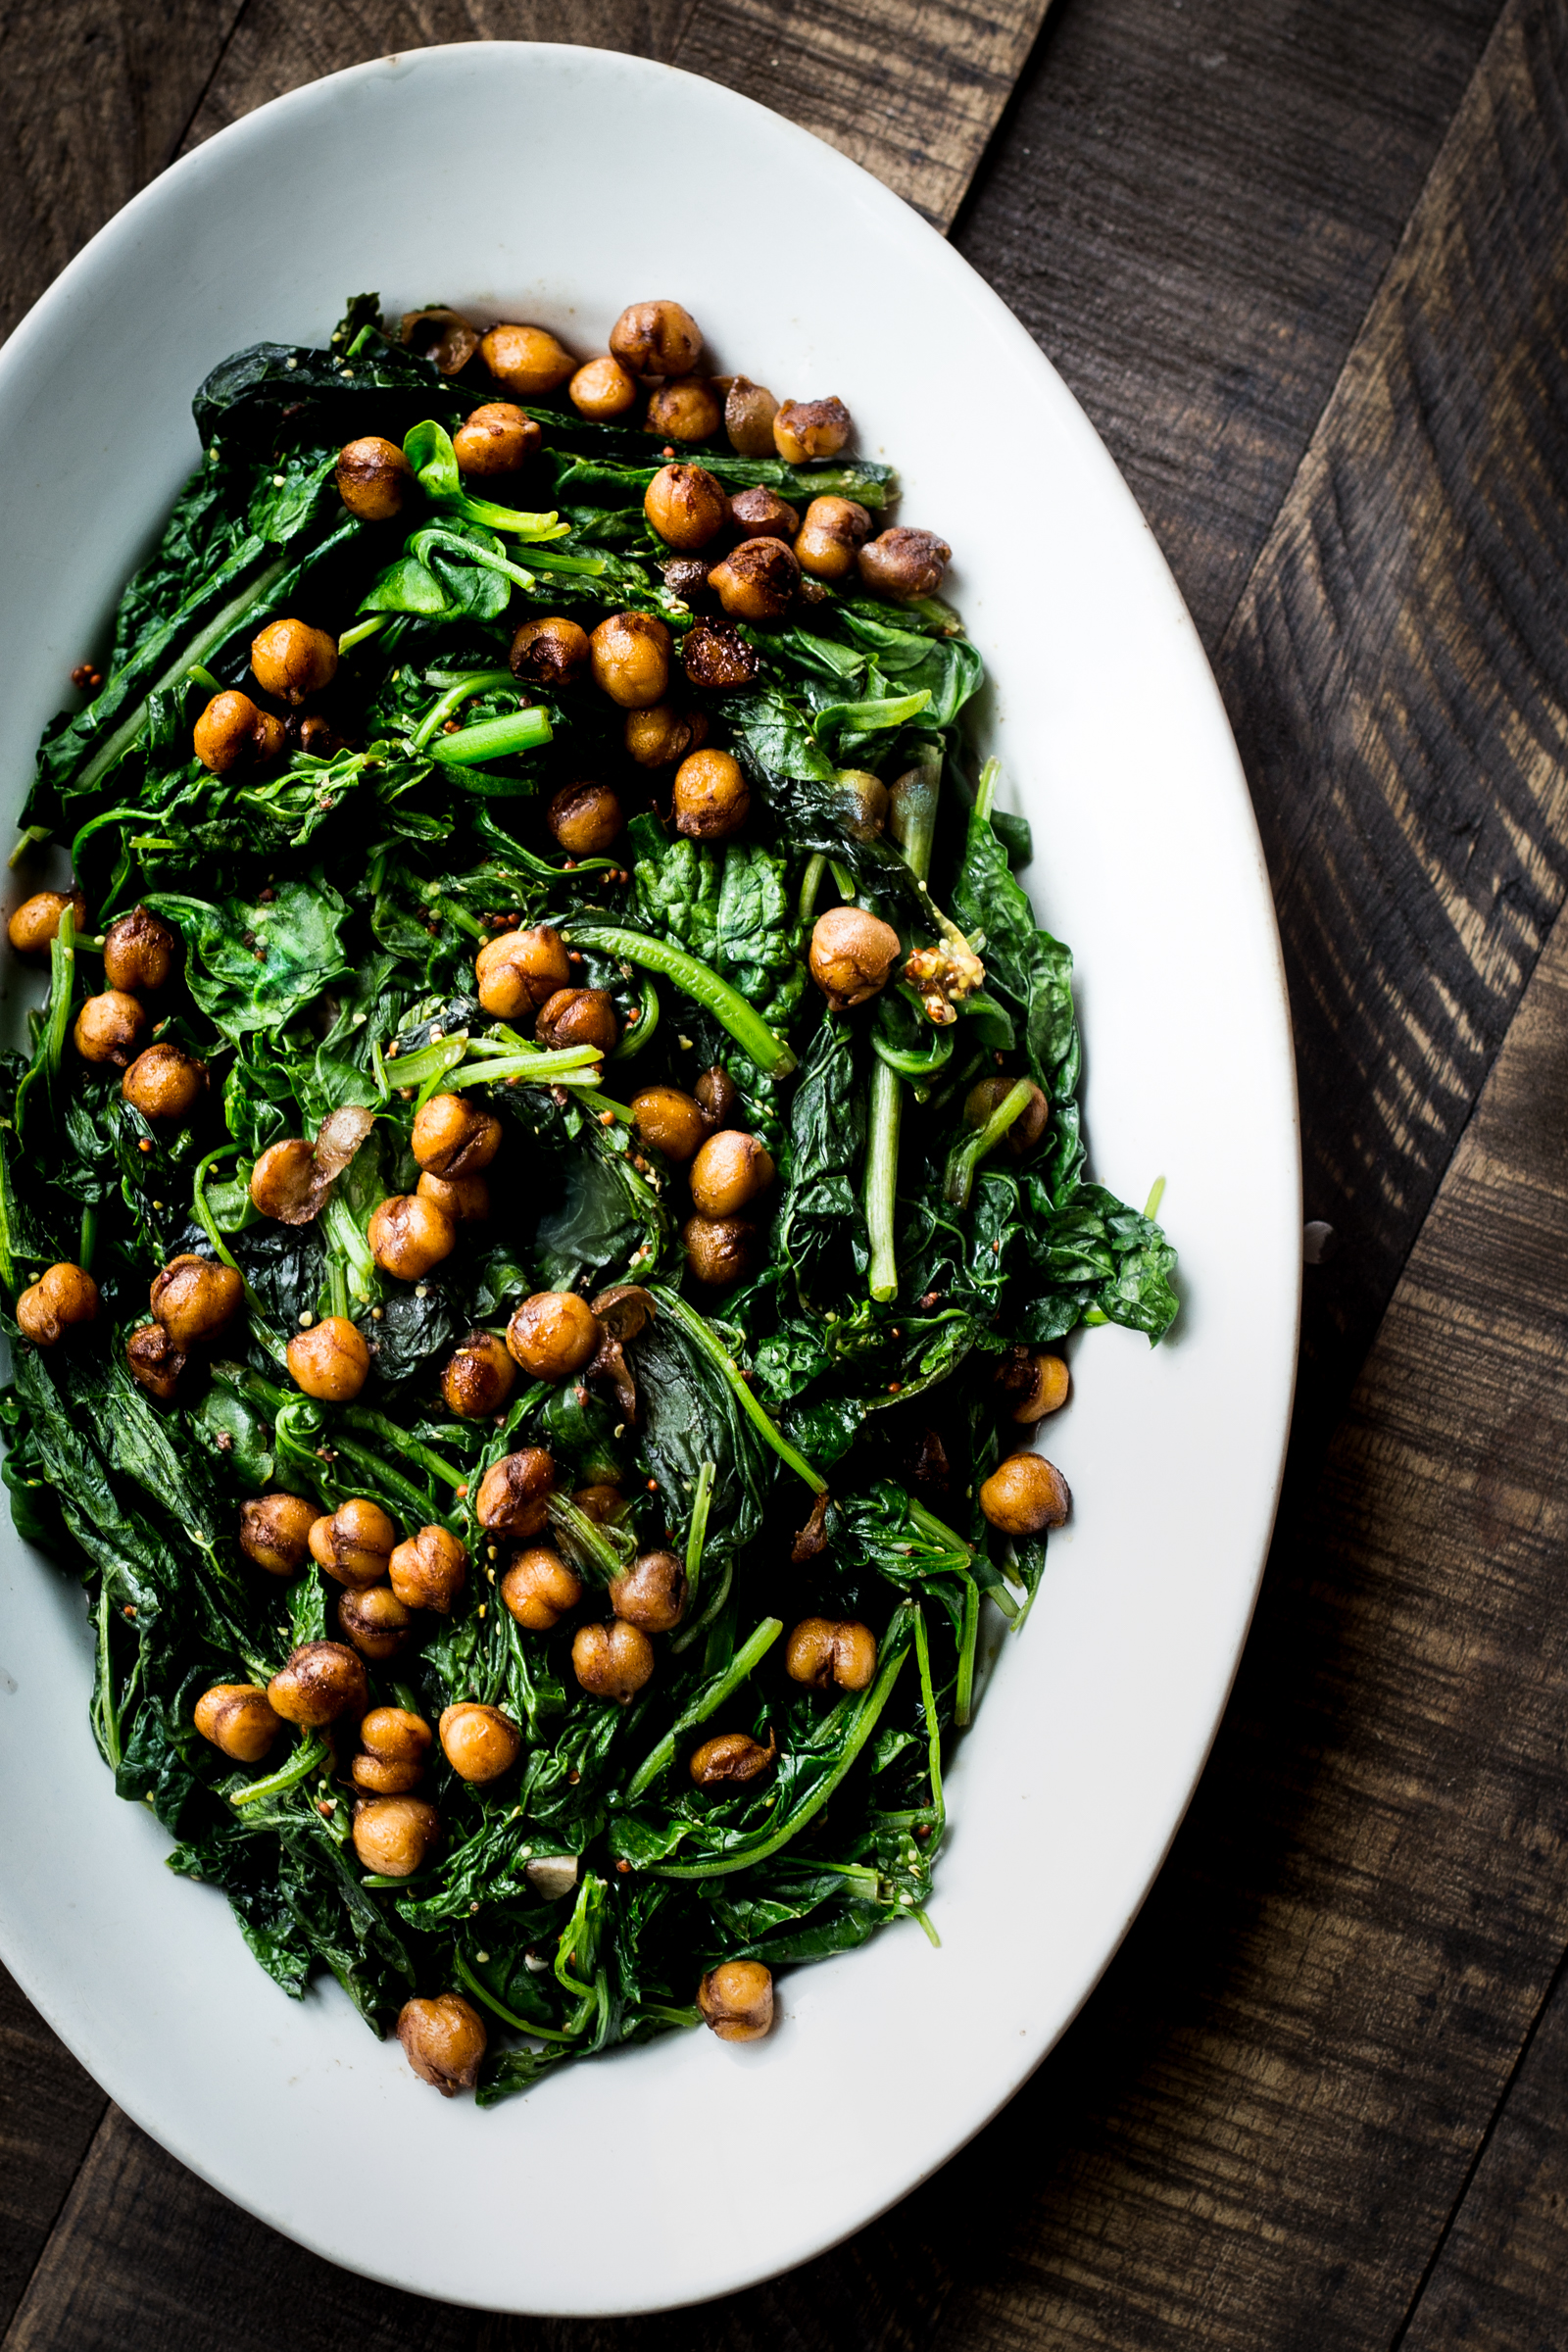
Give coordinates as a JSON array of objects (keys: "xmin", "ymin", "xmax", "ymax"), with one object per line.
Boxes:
[{"xmin": 0, "ymin": 1965, "xmax": 106, "ymax": 2336}]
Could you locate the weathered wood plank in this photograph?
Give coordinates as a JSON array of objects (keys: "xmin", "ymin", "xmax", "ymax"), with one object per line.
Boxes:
[{"xmin": 0, "ymin": 1966, "xmax": 106, "ymax": 2336}]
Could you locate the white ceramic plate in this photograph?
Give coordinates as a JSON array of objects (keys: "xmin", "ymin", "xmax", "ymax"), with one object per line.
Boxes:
[{"xmin": 0, "ymin": 44, "xmax": 1298, "ymax": 2315}]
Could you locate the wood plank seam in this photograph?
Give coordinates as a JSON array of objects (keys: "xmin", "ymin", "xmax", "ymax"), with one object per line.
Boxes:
[{"xmin": 0, "ymin": 2101, "xmax": 118, "ymax": 2352}]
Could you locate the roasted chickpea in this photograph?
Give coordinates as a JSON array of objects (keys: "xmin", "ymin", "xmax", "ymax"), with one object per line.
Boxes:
[
  {"xmin": 547, "ymin": 782, "xmax": 623, "ymax": 858},
  {"xmin": 834, "ymin": 768, "xmax": 889, "ymax": 841},
  {"xmin": 999, "ymin": 1349, "xmax": 1070, "ymax": 1423},
  {"xmin": 74, "ymin": 989, "xmax": 146, "ymax": 1066},
  {"xmin": 336, "ymin": 435, "xmax": 414, "ymax": 522},
  {"xmin": 16, "ymin": 1261, "xmax": 99, "ymax": 1347},
  {"xmin": 193, "ymin": 689, "xmax": 285, "ymax": 774},
  {"xmin": 708, "ymin": 536, "xmax": 801, "ymax": 622},
  {"xmin": 624, "ymin": 706, "xmax": 707, "ymax": 772},
  {"xmin": 288, "ymin": 1314, "xmax": 370, "ymax": 1401},
  {"xmin": 662, "ymin": 555, "xmax": 713, "ymax": 603},
  {"xmin": 9, "ymin": 888, "xmax": 86, "ymax": 955},
  {"xmin": 310, "ymin": 1498, "xmax": 397, "ymax": 1590},
  {"xmin": 858, "ymin": 526, "xmax": 952, "ymax": 602},
  {"xmin": 452, "ymin": 401, "xmax": 541, "ymax": 475},
  {"xmin": 689, "ymin": 1728, "xmax": 775, "ymax": 1788},
  {"xmin": 534, "ymin": 987, "xmax": 619, "ymax": 1053},
  {"xmin": 368, "ymin": 1192, "xmax": 456, "ymax": 1282},
  {"xmin": 474, "ymin": 922, "xmax": 570, "ymax": 1019},
  {"xmin": 102, "ymin": 905, "xmax": 178, "ymax": 993},
  {"xmin": 644, "ymin": 462, "xmax": 727, "ymax": 551},
  {"xmin": 610, "ymin": 299, "xmax": 702, "ymax": 378},
  {"xmin": 507, "ymin": 1290, "xmax": 598, "ymax": 1381},
  {"xmin": 682, "ymin": 1213, "xmax": 755, "ymax": 1289},
  {"xmin": 571, "ymin": 1619, "xmax": 655, "ymax": 1702},
  {"xmin": 689, "ymin": 1129, "xmax": 774, "ymax": 1218},
  {"xmin": 125, "ymin": 1320, "xmax": 184, "ymax": 1401},
  {"xmin": 352, "ymin": 1751, "xmax": 418, "ymax": 1794},
  {"xmin": 338, "ymin": 1582, "xmax": 415, "ymax": 1660},
  {"xmin": 573, "ymin": 1482, "xmax": 628, "ymax": 1526},
  {"xmin": 796, "ymin": 495, "xmax": 872, "ymax": 580},
  {"xmin": 122, "ymin": 1043, "xmax": 205, "ymax": 1123},
  {"xmin": 407, "ymin": 1102, "xmax": 498, "ymax": 1193},
  {"xmin": 397, "ymin": 1992, "xmax": 485, "ymax": 2094},
  {"xmin": 249, "ymin": 616, "xmax": 338, "ymax": 704},
  {"xmin": 673, "ymin": 748, "xmax": 750, "ymax": 841},
  {"xmin": 590, "ymin": 611, "xmax": 671, "ymax": 709},
  {"xmin": 808, "ymin": 905, "xmax": 902, "ymax": 1009},
  {"xmin": 979, "ymin": 1451, "xmax": 1071, "ymax": 1536},
  {"xmin": 610, "ymin": 1548, "xmax": 687, "ymax": 1634},
  {"xmin": 786, "ymin": 1616, "xmax": 878, "ymax": 1691},
  {"xmin": 698, "ymin": 1958, "xmax": 773, "ymax": 2041},
  {"xmin": 509, "ymin": 614, "xmax": 591, "ymax": 690},
  {"xmin": 682, "ymin": 620, "xmax": 760, "ymax": 690},
  {"xmin": 238, "ymin": 1492, "xmax": 317, "ymax": 1577},
  {"xmin": 440, "ymin": 1701, "xmax": 521, "ymax": 1783},
  {"xmin": 474, "ymin": 1446, "xmax": 556, "ymax": 1540},
  {"xmin": 353, "ymin": 1794, "xmax": 440, "ymax": 1877},
  {"xmin": 248, "ymin": 1137, "xmax": 316, "ymax": 1222},
  {"xmin": 630, "ymin": 1084, "xmax": 708, "ymax": 1163},
  {"xmin": 194, "ymin": 1683, "xmax": 283, "ymax": 1764},
  {"xmin": 694, "ymin": 1064, "xmax": 740, "ymax": 1128},
  {"xmin": 267, "ymin": 1640, "xmax": 369, "ymax": 1727},
  {"xmin": 569, "ymin": 354, "xmax": 638, "ymax": 417},
  {"xmin": 963, "ymin": 1076, "xmax": 1051, "ymax": 1154},
  {"xmin": 400, "ymin": 306, "xmax": 480, "ymax": 373},
  {"xmin": 724, "ymin": 376, "xmax": 780, "ymax": 456},
  {"xmin": 389, "ymin": 1523, "xmax": 467, "ymax": 1614},
  {"xmin": 646, "ymin": 377, "xmax": 722, "ymax": 442},
  {"xmin": 418, "ymin": 1170, "xmax": 490, "ymax": 1225},
  {"xmin": 773, "ymin": 397, "xmax": 853, "ymax": 464},
  {"xmin": 479, "ymin": 321, "xmax": 575, "ymax": 396},
  {"xmin": 440, "ymin": 1328, "xmax": 514, "ymax": 1418},
  {"xmin": 501, "ymin": 1546, "xmax": 583, "ymax": 1631},
  {"xmin": 150, "ymin": 1253, "xmax": 243, "ymax": 1348},
  {"xmin": 355, "ymin": 1705, "xmax": 433, "ymax": 1792}
]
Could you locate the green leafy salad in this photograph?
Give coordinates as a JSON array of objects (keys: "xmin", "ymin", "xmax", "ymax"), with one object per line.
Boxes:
[{"xmin": 0, "ymin": 294, "xmax": 1177, "ymax": 2100}]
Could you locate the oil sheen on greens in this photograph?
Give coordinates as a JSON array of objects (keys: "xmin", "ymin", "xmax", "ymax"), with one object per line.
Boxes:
[{"xmin": 0, "ymin": 297, "xmax": 1178, "ymax": 2104}]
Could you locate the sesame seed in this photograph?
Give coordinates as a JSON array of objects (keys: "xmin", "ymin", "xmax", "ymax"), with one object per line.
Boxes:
[{"xmin": 298, "ymin": 1311, "xmax": 314, "ymax": 1327}]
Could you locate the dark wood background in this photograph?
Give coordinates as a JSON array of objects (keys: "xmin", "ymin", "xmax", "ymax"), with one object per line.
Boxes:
[{"xmin": 4, "ymin": 0, "xmax": 1568, "ymax": 2342}]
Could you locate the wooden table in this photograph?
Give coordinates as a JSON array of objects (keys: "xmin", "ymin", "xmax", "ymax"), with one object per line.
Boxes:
[{"xmin": 3, "ymin": 1, "xmax": 1566, "ymax": 2342}]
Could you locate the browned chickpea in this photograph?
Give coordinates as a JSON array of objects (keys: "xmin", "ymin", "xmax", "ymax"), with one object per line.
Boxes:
[
  {"xmin": 644, "ymin": 462, "xmax": 727, "ymax": 551},
  {"xmin": 590, "ymin": 611, "xmax": 671, "ymax": 709},
  {"xmin": 440, "ymin": 1328, "xmax": 514, "ymax": 1417},
  {"xmin": 610, "ymin": 1549, "xmax": 687, "ymax": 1634},
  {"xmin": 122, "ymin": 1043, "xmax": 205, "ymax": 1123},
  {"xmin": 689, "ymin": 1129, "xmax": 775, "ymax": 1218},
  {"xmin": 288, "ymin": 1314, "xmax": 370, "ymax": 1401},
  {"xmin": 474, "ymin": 922, "xmax": 570, "ymax": 1020},
  {"xmin": 773, "ymin": 397, "xmax": 853, "ymax": 463},
  {"xmin": 309, "ymin": 1498, "xmax": 396, "ymax": 1590},
  {"xmin": 534, "ymin": 987, "xmax": 619, "ymax": 1054},
  {"xmin": 708, "ymin": 536, "xmax": 801, "ymax": 623},
  {"xmin": 963, "ymin": 1076, "xmax": 1051, "ymax": 1155},
  {"xmin": 267, "ymin": 1640, "xmax": 369, "ymax": 1727},
  {"xmin": 547, "ymin": 782, "xmax": 623, "ymax": 858},
  {"xmin": 624, "ymin": 703, "xmax": 708, "ymax": 767},
  {"xmin": 694, "ymin": 1064, "xmax": 740, "ymax": 1128},
  {"xmin": 249, "ymin": 616, "xmax": 338, "ymax": 705},
  {"xmin": 979, "ymin": 1451, "xmax": 1071, "ymax": 1536},
  {"xmin": 336, "ymin": 435, "xmax": 414, "ymax": 522},
  {"xmin": 417, "ymin": 1169, "xmax": 490, "ymax": 1224},
  {"xmin": 682, "ymin": 1214, "xmax": 755, "ymax": 1289},
  {"xmin": 571, "ymin": 1619, "xmax": 655, "ymax": 1702},
  {"xmin": 724, "ymin": 376, "xmax": 779, "ymax": 456},
  {"xmin": 999, "ymin": 1349, "xmax": 1071, "ymax": 1423},
  {"xmin": 452, "ymin": 401, "xmax": 541, "ymax": 475},
  {"xmin": 397, "ymin": 1992, "xmax": 485, "ymax": 2094},
  {"xmin": 440, "ymin": 1701, "xmax": 521, "ymax": 1783},
  {"xmin": 194, "ymin": 689, "xmax": 285, "ymax": 776},
  {"xmin": 474, "ymin": 1446, "xmax": 556, "ymax": 1540},
  {"xmin": 631, "ymin": 1084, "xmax": 708, "ymax": 1163},
  {"xmin": 368, "ymin": 1192, "xmax": 456, "ymax": 1282},
  {"xmin": 102, "ymin": 905, "xmax": 178, "ymax": 993},
  {"xmin": 661, "ymin": 555, "xmax": 712, "ymax": 602},
  {"xmin": 411, "ymin": 1092, "xmax": 501, "ymax": 1178},
  {"xmin": 729, "ymin": 486, "xmax": 799, "ymax": 543},
  {"xmin": 125, "ymin": 1320, "xmax": 184, "ymax": 1401},
  {"xmin": 569, "ymin": 354, "xmax": 638, "ymax": 417},
  {"xmin": 689, "ymin": 1728, "xmax": 775, "ymax": 1787},
  {"xmin": 809, "ymin": 906, "xmax": 902, "ymax": 1009},
  {"xmin": 698, "ymin": 1958, "xmax": 773, "ymax": 2041},
  {"xmin": 238, "ymin": 1492, "xmax": 317, "ymax": 1577},
  {"xmin": 348, "ymin": 1749, "xmax": 420, "ymax": 1799},
  {"xmin": 73, "ymin": 989, "xmax": 146, "ymax": 1066},
  {"xmin": 194, "ymin": 1683, "xmax": 283, "ymax": 1764},
  {"xmin": 501, "ymin": 1546, "xmax": 583, "ymax": 1631},
  {"xmin": 786, "ymin": 1616, "xmax": 878, "ymax": 1691},
  {"xmin": 574, "ymin": 1481, "xmax": 628, "ymax": 1525},
  {"xmin": 858, "ymin": 526, "xmax": 952, "ymax": 602},
  {"xmin": 673, "ymin": 748, "xmax": 750, "ymax": 841},
  {"xmin": 646, "ymin": 377, "xmax": 722, "ymax": 442},
  {"xmin": 355, "ymin": 1705, "xmax": 433, "ymax": 1791},
  {"xmin": 338, "ymin": 1582, "xmax": 415, "ymax": 1660},
  {"xmin": 353, "ymin": 1794, "xmax": 440, "ymax": 1877},
  {"xmin": 248, "ymin": 1137, "xmax": 316, "ymax": 1222},
  {"xmin": 682, "ymin": 621, "xmax": 760, "ymax": 690},
  {"xmin": 16, "ymin": 1261, "xmax": 98, "ymax": 1347},
  {"xmin": 507, "ymin": 1290, "xmax": 598, "ymax": 1380},
  {"xmin": 796, "ymin": 495, "xmax": 873, "ymax": 580},
  {"xmin": 150, "ymin": 1254, "xmax": 243, "ymax": 1349},
  {"xmin": 479, "ymin": 321, "xmax": 575, "ymax": 396},
  {"xmin": 400, "ymin": 306, "xmax": 479, "ymax": 373},
  {"xmin": 509, "ymin": 615, "xmax": 591, "ymax": 690},
  {"xmin": 9, "ymin": 888, "xmax": 86, "ymax": 955},
  {"xmin": 389, "ymin": 1523, "xmax": 467, "ymax": 1613},
  {"xmin": 611, "ymin": 300, "xmax": 702, "ymax": 378}
]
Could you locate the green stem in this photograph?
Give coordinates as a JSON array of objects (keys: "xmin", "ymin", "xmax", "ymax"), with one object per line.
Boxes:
[
  {"xmin": 411, "ymin": 669, "xmax": 514, "ymax": 752},
  {"xmin": 889, "ymin": 747, "xmax": 941, "ymax": 883},
  {"xmin": 427, "ymin": 707, "xmax": 553, "ymax": 766},
  {"xmin": 78, "ymin": 1204, "xmax": 97, "ymax": 1274},
  {"xmin": 451, "ymin": 1951, "xmax": 584, "ymax": 2042},
  {"xmin": 15, "ymin": 904, "xmax": 75, "ymax": 1141},
  {"xmin": 331, "ymin": 1435, "xmax": 449, "ymax": 1526},
  {"xmin": 626, "ymin": 1615, "xmax": 782, "ymax": 1800},
  {"xmin": 799, "ymin": 853, "xmax": 827, "ymax": 922},
  {"xmin": 669, "ymin": 1549, "xmax": 732, "ymax": 1656},
  {"xmin": 943, "ymin": 1077, "xmax": 1035, "ymax": 1209},
  {"xmin": 340, "ymin": 1407, "xmax": 466, "ymax": 1491},
  {"xmin": 546, "ymin": 1492, "xmax": 634, "ymax": 1582},
  {"xmin": 683, "ymin": 1459, "xmax": 714, "ymax": 1620},
  {"xmin": 913, "ymin": 1603, "xmax": 944, "ymax": 1819},
  {"xmin": 609, "ymin": 975, "xmax": 660, "ymax": 1060},
  {"xmin": 865, "ymin": 1056, "xmax": 903, "ymax": 1303},
  {"xmin": 564, "ymin": 923, "xmax": 796, "ymax": 1080},
  {"xmin": 955, "ymin": 1578, "xmax": 980, "ymax": 1729},
  {"xmin": 337, "ymin": 615, "xmax": 387, "ymax": 656},
  {"xmin": 649, "ymin": 1284, "xmax": 827, "ymax": 1494},
  {"xmin": 973, "ymin": 757, "xmax": 1000, "ymax": 825},
  {"xmin": 97, "ymin": 1580, "xmax": 121, "ymax": 1771},
  {"xmin": 229, "ymin": 1733, "xmax": 328, "ymax": 1808}
]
